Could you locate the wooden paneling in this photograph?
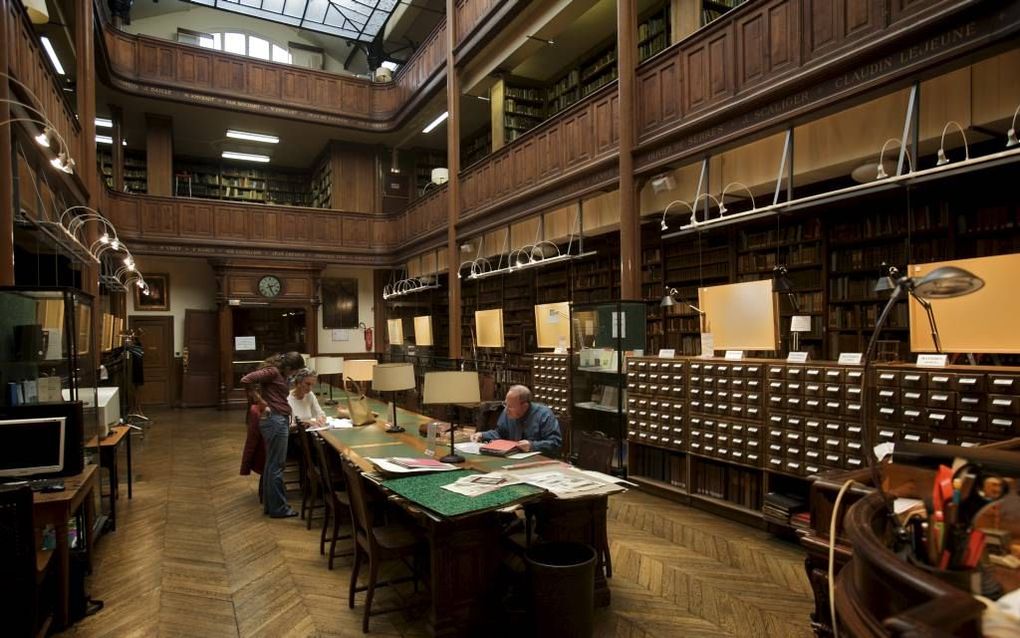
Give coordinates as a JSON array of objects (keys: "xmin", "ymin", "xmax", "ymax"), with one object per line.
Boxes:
[
  {"xmin": 735, "ymin": 0, "xmax": 800, "ymax": 92},
  {"xmin": 145, "ymin": 114, "xmax": 173, "ymax": 197},
  {"xmin": 684, "ymin": 26, "xmax": 734, "ymax": 114},
  {"xmin": 803, "ymin": 0, "xmax": 883, "ymax": 61},
  {"xmin": 105, "ymin": 191, "xmax": 411, "ymax": 256},
  {"xmin": 455, "ymin": 0, "xmax": 502, "ymax": 44},
  {"xmin": 100, "ymin": 16, "xmax": 446, "ymax": 128},
  {"xmin": 332, "ymin": 144, "xmax": 379, "ymax": 214}
]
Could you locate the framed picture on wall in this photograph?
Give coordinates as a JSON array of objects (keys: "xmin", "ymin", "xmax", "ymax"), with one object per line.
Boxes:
[
  {"xmin": 135, "ymin": 273, "xmax": 170, "ymax": 311},
  {"xmin": 322, "ymin": 277, "xmax": 359, "ymax": 328}
]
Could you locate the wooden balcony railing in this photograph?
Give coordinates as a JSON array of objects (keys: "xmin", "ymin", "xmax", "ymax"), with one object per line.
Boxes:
[
  {"xmin": 5, "ymin": 0, "xmax": 80, "ymax": 162},
  {"xmin": 395, "ymin": 185, "xmax": 448, "ymax": 251},
  {"xmin": 98, "ymin": 8, "xmax": 446, "ymax": 131},
  {"xmin": 104, "ymin": 190, "xmax": 398, "ymax": 260},
  {"xmin": 455, "ymin": 0, "xmax": 505, "ymax": 45}
]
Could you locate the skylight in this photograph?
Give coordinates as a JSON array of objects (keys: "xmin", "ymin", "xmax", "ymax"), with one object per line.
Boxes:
[{"xmin": 181, "ymin": 0, "xmax": 401, "ymax": 43}]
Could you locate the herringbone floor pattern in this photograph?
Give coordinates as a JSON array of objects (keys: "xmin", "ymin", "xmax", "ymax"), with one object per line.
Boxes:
[{"xmin": 55, "ymin": 407, "xmax": 813, "ymax": 637}]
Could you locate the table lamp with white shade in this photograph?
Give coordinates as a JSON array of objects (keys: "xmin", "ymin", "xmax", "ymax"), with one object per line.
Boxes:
[
  {"xmin": 372, "ymin": 363, "xmax": 416, "ymax": 433},
  {"xmin": 315, "ymin": 356, "xmax": 343, "ymax": 405},
  {"xmin": 343, "ymin": 359, "xmax": 378, "ymax": 425},
  {"xmin": 423, "ymin": 371, "xmax": 480, "ymax": 464}
]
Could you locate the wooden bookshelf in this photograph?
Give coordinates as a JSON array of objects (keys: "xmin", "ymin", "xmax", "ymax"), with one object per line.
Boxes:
[
  {"xmin": 172, "ymin": 158, "xmax": 312, "ymax": 206},
  {"xmin": 702, "ymin": 0, "xmax": 746, "ymax": 26},
  {"xmin": 124, "ymin": 150, "xmax": 147, "ymax": 194},
  {"xmin": 660, "ymin": 231, "xmax": 731, "ymax": 355},
  {"xmin": 461, "ymin": 127, "xmax": 492, "ymax": 167},
  {"xmin": 503, "ymin": 83, "xmax": 546, "ymax": 144},
  {"xmin": 97, "ymin": 147, "xmax": 113, "ymax": 189},
  {"xmin": 413, "ymin": 148, "xmax": 446, "ymax": 197},
  {"xmin": 309, "ymin": 152, "xmax": 332, "ymax": 209}
]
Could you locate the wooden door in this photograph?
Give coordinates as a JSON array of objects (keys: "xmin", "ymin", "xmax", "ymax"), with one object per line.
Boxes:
[
  {"xmin": 129, "ymin": 316, "xmax": 174, "ymax": 408},
  {"xmin": 182, "ymin": 309, "xmax": 219, "ymax": 407}
]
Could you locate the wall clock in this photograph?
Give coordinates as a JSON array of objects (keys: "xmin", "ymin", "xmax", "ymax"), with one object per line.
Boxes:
[{"xmin": 258, "ymin": 275, "xmax": 282, "ymax": 298}]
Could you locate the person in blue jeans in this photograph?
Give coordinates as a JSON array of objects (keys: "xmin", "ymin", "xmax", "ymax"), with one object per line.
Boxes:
[{"xmin": 241, "ymin": 352, "xmax": 305, "ymax": 518}]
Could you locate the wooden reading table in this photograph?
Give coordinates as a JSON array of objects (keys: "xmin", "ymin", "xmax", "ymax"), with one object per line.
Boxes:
[
  {"xmin": 85, "ymin": 425, "xmax": 133, "ymax": 531},
  {"xmin": 320, "ymin": 390, "xmax": 612, "ymax": 637},
  {"xmin": 33, "ymin": 464, "xmax": 98, "ymax": 629}
]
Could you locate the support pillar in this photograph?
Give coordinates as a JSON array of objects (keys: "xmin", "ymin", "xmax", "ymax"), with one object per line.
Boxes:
[
  {"xmin": 446, "ymin": 0, "xmax": 462, "ymax": 360},
  {"xmin": 618, "ymin": 0, "xmax": 640, "ymax": 299}
]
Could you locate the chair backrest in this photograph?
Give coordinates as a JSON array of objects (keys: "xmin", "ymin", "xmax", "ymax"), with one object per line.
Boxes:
[
  {"xmin": 340, "ymin": 457, "xmax": 374, "ymax": 547},
  {"xmin": 294, "ymin": 419, "xmax": 320, "ymax": 485},
  {"xmin": 311, "ymin": 433, "xmax": 337, "ymax": 496},
  {"xmin": 574, "ymin": 430, "xmax": 616, "ymax": 474},
  {"xmin": 0, "ymin": 485, "xmax": 40, "ymax": 637}
]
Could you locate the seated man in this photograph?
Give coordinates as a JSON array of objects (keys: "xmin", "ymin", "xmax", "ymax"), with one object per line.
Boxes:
[{"xmin": 471, "ymin": 385, "xmax": 562, "ymax": 457}]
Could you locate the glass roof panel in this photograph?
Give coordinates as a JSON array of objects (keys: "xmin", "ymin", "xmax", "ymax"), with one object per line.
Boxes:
[{"xmin": 180, "ymin": 0, "xmax": 401, "ymax": 43}]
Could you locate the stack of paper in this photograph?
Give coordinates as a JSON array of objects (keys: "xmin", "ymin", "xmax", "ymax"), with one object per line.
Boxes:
[
  {"xmin": 367, "ymin": 457, "xmax": 459, "ymax": 475},
  {"xmin": 441, "ymin": 472, "xmax": 523, "ymax": 497}
]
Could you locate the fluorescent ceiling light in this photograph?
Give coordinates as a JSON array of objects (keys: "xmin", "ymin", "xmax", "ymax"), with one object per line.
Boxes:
[
  {"xmin": 222, "ymin": 151, "xmax": 270, "ymax": 163},
  {"xmin": 96, "ymin": 135, "xmax": 113, "ymax": 145},
  {"xmin": 40, "ymin": 37, "xmax": 65, "ymax": 75},
  {"xmin": 381, "ymin": 61, "xmax": 399, "ymax": 72},
  {"xmin": 226, "ymin": 129, "xmax": 279, "ymax": 144},
  {"xmin": 95, "ymin": 117, "xmax": 113, "ymax": 128},
  {"xmin": 422, "ymin": 111, "xmax": 449, "ymax": 134}
]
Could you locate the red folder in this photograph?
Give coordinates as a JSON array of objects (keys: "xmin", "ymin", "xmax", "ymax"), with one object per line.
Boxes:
[{"xmin": 480, "ymin": 439, "xmax": 521, "ymax": 456}]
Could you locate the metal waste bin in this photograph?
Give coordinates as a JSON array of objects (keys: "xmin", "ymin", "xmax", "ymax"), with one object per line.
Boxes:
[{"xmin": 526, "ymin": 542, "xmax": 596, "ymax": 638}]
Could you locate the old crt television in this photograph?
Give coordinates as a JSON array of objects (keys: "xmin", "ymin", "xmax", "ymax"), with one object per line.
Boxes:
[{"xmin": 0, "ymin": 401, "xmax": 83, "ymax": 478}]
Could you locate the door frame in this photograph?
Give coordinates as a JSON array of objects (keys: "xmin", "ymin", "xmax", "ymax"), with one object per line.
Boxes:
[{"xmin": 128, "ymin": 315, "xmax": 175, "ymax": 408}]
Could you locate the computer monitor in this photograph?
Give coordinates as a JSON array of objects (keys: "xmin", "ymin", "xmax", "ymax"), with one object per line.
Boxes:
[{"xmin": 0, "ymin": 416, "xmax": 66, "ymax": 478}]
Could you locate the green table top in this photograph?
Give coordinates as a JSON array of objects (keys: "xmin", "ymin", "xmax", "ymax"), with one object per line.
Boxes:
[{"xmin": 381, "ymin": 470, "xmax": 543, "ymax": 519}]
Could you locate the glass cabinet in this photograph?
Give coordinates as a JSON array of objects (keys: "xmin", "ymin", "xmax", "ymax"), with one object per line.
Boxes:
[
  {"xmin": 0, "ymin": 286, "xmax": 99, "ymax": 453},
  {"xmin": 570, "ymin": 300, "xmax": 646, "ymax": 469}
]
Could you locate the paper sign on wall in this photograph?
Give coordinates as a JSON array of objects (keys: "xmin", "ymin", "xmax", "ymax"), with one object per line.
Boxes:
[
  {"xmin": 658, "ymin": 349, "xmax": 675, "ymax": 359},
  {"xmin": 700, "ymin": 333, "xmax": 714, "ymax": 358},
  {"xmin": 787, "ymin": 351, "xmax": 809, "ymax": 363},
  {"xmin": 916, "ymin": 354, "xmax": 948, "ymax": 368},
  {"xmin": 332, "ymin": 329, "xmax": 350, "ymax": 342},
  {"xmin": 235, "ymin": 336, "xmax": 256, "ymax": 351}
]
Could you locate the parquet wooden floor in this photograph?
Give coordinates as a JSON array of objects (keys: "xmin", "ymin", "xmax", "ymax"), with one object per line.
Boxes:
[{"xmin": 55, "ymin": 407, "xmax": 814, "ymax": 638}]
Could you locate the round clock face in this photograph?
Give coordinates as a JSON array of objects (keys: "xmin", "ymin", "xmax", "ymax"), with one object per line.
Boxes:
[{"xmin": 258, "ymin": 275, "xmax": 282, "ymax": 298}]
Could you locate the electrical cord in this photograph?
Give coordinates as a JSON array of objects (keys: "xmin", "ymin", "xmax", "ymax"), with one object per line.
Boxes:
[{"xmin": 829, "ymin": 478, "xmax": 859, "ymax": 638}]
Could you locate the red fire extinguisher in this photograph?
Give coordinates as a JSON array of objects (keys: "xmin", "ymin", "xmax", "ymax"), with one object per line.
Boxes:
[{"xmin": 362, "ymin": 324, "xmax": 373, "ymax": 351}]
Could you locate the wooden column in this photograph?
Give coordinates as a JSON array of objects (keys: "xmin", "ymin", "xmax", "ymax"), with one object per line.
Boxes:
[
  {"xmin": 75, "ymin": 0, "xmax": 101, "ymax": 370},
  {"xmin": 618, "ymin": 0, "xmax": 640, "ymax": 299},
  {"xmin": 446, "ymin": 0, "xmax": 462, "ymax": 359},
  {"xmin": 373, "ymin": 269, "xmax": 388, "ymax": 354},
  {"xmin": 0, "ymin": 0, "xmax": 15, "ymax": 285},
  {"xmin": 110, "ymin": 104, "xmax": 124, "ymax": 192},
  {"xmin": 145, "ymin": 114, "xmax": 173, "ymax": 196}
]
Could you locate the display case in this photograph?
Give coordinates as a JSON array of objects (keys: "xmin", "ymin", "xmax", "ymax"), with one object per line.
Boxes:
[
  {"xmin": 570, "ymin": 300, "xmax": 646, "ymax": 468},
  {"xmin": 0, "ymin": 287, "xmax": 99, "ymax": 459}
]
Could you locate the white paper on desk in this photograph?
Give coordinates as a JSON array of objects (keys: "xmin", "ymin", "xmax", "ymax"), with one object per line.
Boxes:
[
  {"xmin": 518, "ymin": 470, "xmax": 604, "ymax": 495},
  {"xmin": 893, "ymin": 497, "xmax": 924, "ymax": 516},
  {"xmin": 507, "ymin": 451, "xmax": 542, "ymax": 460},
  {"xmin": 577, "ymin": 469, "xmax": 637, "ymax": 487},
  {"xmin": 367, "ymin": 457, "xmax": 459, "ymax": 474},
  {"xmin": 327, "ymin": 417, "xmax": 353, "ymax": 429},
  {"xmin": 454, "ymin": 441, "xmax": 482, "ymax": 455},
  {"xmin": 441, "ymin": 472, "xmax": 522, "ymax": 497}
]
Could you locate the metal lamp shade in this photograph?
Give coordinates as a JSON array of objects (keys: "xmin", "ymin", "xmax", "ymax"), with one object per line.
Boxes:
[
  {"xmin": 913, "ymin": 266, "xmax": 984, "ymax": 299},
  {"xmin": 316, "ymin": 356, "xmax": 344, "ymax": 375},
  {"xmin": 660, "ymin": 293, "xmax": 676, "ymax": 308},
  {"xmin": 874, "ymin": 275, "xmax": 897, "ymax": 293},
  {"xmin": 344, "ymin": 359, "xmax": 377, "ymax": 382},
  {"xmin": 372, "ymin": 363, "xmax": 415, "ymax": 392},
  {"xmin": 422, "ymin": 371, "xmax": 480, "ymax": 405}
]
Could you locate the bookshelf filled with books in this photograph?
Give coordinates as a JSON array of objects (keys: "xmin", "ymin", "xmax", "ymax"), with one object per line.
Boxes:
[
  {"xmin": 309, "ymin": 153, "xmax": 332, "ymax": 209},
  {"xmin": 97, "ymin": 147, "xmax": 113, "ymax": 189},
  {"xmin": 171, "ymin": 159, "xmax": 312, "ymax": 206},
  {"xmin": 413, "ymin": 148, "xmax": 446, "ymax": 198},
  {"xmin": 124, "ymin": 150, "xmax": 147, "ymax": 194}
]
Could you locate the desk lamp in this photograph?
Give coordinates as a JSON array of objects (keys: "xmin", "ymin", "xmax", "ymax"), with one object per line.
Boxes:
[
  {"xmin": 423, "ymin": 371, "xmax": 480, "ymax": 464},
  {"xmin": 372, "ymin": 363, "xmax": 415, "ymax": 434},
  {"xmin": 316, "ymin": 356, "xmax": 343, "ymax": 405},
  {"xmin": 343, "ymin": 359, "xmax": 378, "ymax": 425},
  {"xmin": 860, "ymin": 266, "xmax": 984, "ymax": 493},
  {"xmin": 661, "ymin": 286, "xmax": 706, "ymax": 330}
]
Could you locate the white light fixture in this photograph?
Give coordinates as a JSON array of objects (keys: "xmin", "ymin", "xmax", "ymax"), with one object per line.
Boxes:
[
  {"xmin": 719, "ymin": 182, "xmax": 757, "ymax": 215},
  {"xmin": 122, "ymin": 139, "xmax": 127, "ymax": 146},
  {"xmin": 226, "ymin": 129, "xmax": 279, "ymax": 144},
  {"xmin": 936, "ymin": 121, "xmax": 969, "ymax": 166},
  {"xmin": 96, "ymin": 134, "xmax": 113, "ymax": 145},
  {"xmin": 222, "ymin": 150, "xmax": 271, "ymax": 163},
  {"xmin": 650, "ymin": 173, "xmax": 676, "ymax": 193},
  {"xmin": 95, "ymin": 117, "xmax": 113, "ymax": 128},
  {"xmin": 34, "ymin": 129, "xmax": 50, "ymax": 147},
  {"xmin": 40, "ymin": 37, "xmax": 65, "ymax": 75},
  {"xmin": 659, "ymin": 199, "xmax": 695, "ymax": 231},
  {"xmin": 422, "ymin": 111, "xmax": 449, "ymax": 134}
]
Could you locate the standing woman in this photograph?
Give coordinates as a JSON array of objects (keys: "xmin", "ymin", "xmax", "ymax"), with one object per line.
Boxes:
[{"xmin": 241, "ymin": 351, "xmax": 304, "ymax": 518}]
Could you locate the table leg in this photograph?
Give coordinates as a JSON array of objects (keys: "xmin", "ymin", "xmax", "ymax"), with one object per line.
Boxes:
[
  {"xmin": 54, "ymin": 518, "xmax": 70, "ymax": 628},
  {"xmin": 126, "ymin": 431, "xmax": 133, "ymax": 499}
]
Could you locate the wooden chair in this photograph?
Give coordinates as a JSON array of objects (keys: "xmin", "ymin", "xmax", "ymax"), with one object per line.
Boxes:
[
  {"xmin": 341, "ymin": 457, "xmax": 425, "ymax": 633},
  {"xmin": 293, "ymin": 420, "xmax": 325, "ymax": 529},
  {"xmin": 572, "ymin": 430, "xmax": 616, "ymax": 577},
  {"xmin": 310, "ymin": 433, "xmax": 354, "ymax": 569},
  {"xmin": 0, "ymin": 485, "xmax": 55, "ymax": 638}
]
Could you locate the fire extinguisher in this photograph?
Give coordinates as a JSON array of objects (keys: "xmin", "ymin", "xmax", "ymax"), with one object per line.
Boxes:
[{"xmin": 361, "ymin": 323, "xmax": 373, "ymax": 351}]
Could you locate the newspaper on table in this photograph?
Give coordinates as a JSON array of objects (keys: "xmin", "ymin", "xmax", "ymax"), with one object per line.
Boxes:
[
  {"xmin": 306, "ymin": 417, "xmax": 353, "ymax": 432},
  {"xmin": 441, "ymin": 472, "xmax": 524, "ymax": 497},
  {"xmin": 501, "ymin": 462, "xmax": 629, "ymax": 499}
]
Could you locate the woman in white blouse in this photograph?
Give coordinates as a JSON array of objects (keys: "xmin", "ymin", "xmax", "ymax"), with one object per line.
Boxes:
[{"xmin": 288, "ymin": 368, "xmax": 326, "ymax": 426}]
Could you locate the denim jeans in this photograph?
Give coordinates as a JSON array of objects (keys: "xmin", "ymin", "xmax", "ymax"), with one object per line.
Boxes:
[{"xmin": 259, "ymin": 412, "xmax": 291, "ymax": 516}]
